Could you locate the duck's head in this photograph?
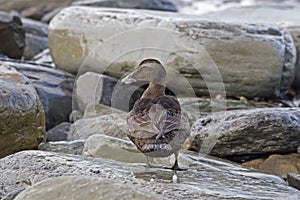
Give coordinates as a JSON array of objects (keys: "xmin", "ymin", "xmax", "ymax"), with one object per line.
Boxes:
[{"xmin": 121, "ymin": 59, "xmax": 167, "ymax": 86}]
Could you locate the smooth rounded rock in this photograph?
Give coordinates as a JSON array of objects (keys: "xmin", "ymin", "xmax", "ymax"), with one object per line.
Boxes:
[
  {"xmin": 2, "ymin": 59, "xmax": 75, "ymax": 130},
  {"xmin": 259, "ymin": 154, "xmax": 300, "ymax": 179},
  {"xmin": 0, "ymin": 62, "xmax": 45, "ymax": 158}
]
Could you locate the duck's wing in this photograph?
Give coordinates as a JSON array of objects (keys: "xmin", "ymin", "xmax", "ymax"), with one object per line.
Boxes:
[
  {"xmin": 156, "ymin": 96, "xmax": 190, "ymax": 137},
  {"xmin": 127, "ymin": 96, "xmax": 190, "ymax": 139}
]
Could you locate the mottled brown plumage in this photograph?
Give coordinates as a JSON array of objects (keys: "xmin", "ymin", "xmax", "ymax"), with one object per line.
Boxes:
[{"xmin": 121, "ymin": 59, "xmax": 190, "ymax": 170}]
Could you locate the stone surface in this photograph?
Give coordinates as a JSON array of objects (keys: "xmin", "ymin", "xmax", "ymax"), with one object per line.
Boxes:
[
  {"xmin": 298, "ymin": 146, "xmax": 300, "ymax": 154},
  {"xmin": 68, "ymin": 111, "xmax": 128, "ymax": 140},
  {"xmin": 72, "ymin": 0, "xmax": 177, "ymax": 12},
  {"xmin": 75, "ymin": 72, "xmax": 117, "ymax": 112},
  {"xmin": 38, "ymin": 140, "xmax": 85, "ymax": 155},
  {"xmin": 0, "ymin": 62, "xmax": 45, "ymax": 158},
  {"xmin": 32, "ymin": 49, "xmax": 55, "ymax": 67},
  {"xmin": 0, "ymin": 12, "xmax": 25, "ymax": 59},
  {"xmin": 21, "ymin": 18, "xmax": 48, "ymax": 60},
  {"xmin": 201, "ymin": 4, "xmax": 300, "ymax": 89},
  {"xmin": 14, "ymin": 176, "xmax": 155, "ymax": 200},
  {"xmin": 259, "ymin": 154, "xmax": 300, "ymax": 179},
  {"xmin": 190, "ymin": 108, "xmax": 300, "ymax": 159},
  {"xmin": 1, "ymin": 150, "xmax": 299, "ymax": 199},
  {"xmin": 49, "ymin": 7, "xmax": 296, "ymax": 98},
  {"xmin": 288, "ymin": 172, "xmax": 300, "ymax": 191},
  {"xmin": 45, "ymin": 122, "xmax": 71, "ymax": 142},
  {"xmin": 2, "ymin": 59, "xmax": 75, "ymax": 130}
]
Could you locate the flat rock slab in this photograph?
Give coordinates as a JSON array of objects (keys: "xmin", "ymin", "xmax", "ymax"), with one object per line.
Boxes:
[
  {"xmin": 201, "ymin": 4, "xmax": 300, "ymax": 89},
  {"xmin": 1, "ymin": 150, "xmax": 300, "ymax": 199},
  {"xmin": 49, "ymin": 6, "xmax": 296, "ymax": 98},
  {"xmin": 190, "ymin": 108, "xmax": 300, "ymax": 158},
  {"xmin": 0, "ymin": 62, "xmax": 45, "ymax": 158}
]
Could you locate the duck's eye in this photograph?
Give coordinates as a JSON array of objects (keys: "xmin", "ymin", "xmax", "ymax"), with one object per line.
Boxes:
[{"xmin": 167, "ymin": 110, "xmax": 174, "ymax": 116}]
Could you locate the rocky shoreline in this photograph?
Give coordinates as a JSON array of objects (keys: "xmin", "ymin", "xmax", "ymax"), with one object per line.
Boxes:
[{"xmin": 0, "ymin": 0, "xmax": 300, "ymax": 199}]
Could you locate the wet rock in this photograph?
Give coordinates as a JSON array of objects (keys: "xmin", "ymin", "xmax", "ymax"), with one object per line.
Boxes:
[
  {"xmin": 72, "ymin": 0, "xmax": 177, "ymax": 12},
  {"xmin": 190, "ymin": 108, "xmax": 300, "ymax": 159},
  {"xmin": 38, "ymin": 140, "xmax": 85, "ymax": 155},
  {"xmin": 288, "ymin": 172, "xmax": 300, "ymax": 191},
  {"xmin": 259, "ymin": 154, "xmax": 300, "ymax": 179},
  {"xmin": 45, "ymin": 122, "xmax": 71, "ymax": 142},
  {"xmin": 0, "ymin": 62, "xmax": 45, "ymax": 158},
  {"xmin": 14, "ymin": 176, "xmax": 155, "ymax": 200},
  {"xmin": 201, "ymin": 4, "xmax": 300, "ymax": 90},
  {"xmin": 21, "ymin": 18, "xmax": 48, "ymax": 60},
  {"xmin": 2, "ymin": 59, "xmax": 75, "ymax": 130},
  {"xmin": 0, "ymin": 12, "xmax": 25, "ymax": 59},
  {"xmin": 49, "ymin": 7, "xmax": 296, "ymax": 98},
  {"xmin": 1, "ymin": 150, "xmax": 299, "ymax": 199},
  {"xmin": 75, "ymin": 72, "xmax": 117, "ymax": 112}
]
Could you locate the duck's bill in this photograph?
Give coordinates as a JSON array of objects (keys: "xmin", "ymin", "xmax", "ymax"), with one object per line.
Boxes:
[{"xmin": 121, "ymin": 74, "xmax": 137, "ymax": 84}]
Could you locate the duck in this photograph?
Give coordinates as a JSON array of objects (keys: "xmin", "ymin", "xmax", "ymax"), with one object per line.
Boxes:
[{"xmin": 121, "ymin": 58, "xmax": 190, "ymax": 170}]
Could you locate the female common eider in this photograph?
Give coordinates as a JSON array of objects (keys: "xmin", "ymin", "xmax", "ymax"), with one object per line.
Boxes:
[{"xmin": 121, "ymin": 59, "xmax": 190, "ymax": 170}]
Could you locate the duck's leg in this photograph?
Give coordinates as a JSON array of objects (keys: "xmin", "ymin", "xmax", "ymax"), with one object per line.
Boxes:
[{"xmin": 170, "ymin": 152, "xmax": 187, "ymax": 171}]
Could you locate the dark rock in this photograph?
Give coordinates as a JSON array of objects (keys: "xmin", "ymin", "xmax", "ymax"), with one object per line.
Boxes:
[
  {"xmin": 0, "ymin": 12, "xmax": 25, "ymax": 59},
  {"xmin": 72, "ymin": 0, "xmax": 177, "ymax": 12},
  {"xmin": 45, "ymin": 122, "xmax": 71, "ymax": 142},
  {"xmin": 1, "ymin": 150, "xmax": 299, "ymax": 199},
  {"xmin": 1, "ymin": 59, "xmax": 75, "ymax": 130},
  {"xmin": 0, "ymin": 62, "xmax": 45, "ymax": 158},
  {"xmin": 21, "ymin": 18, "xmax": 48, "ymax": 60},
  {"xmin": 288, "ymin": 172, "xmax": 300, "ymax": 191},
  {"xmin": 298, "ymin": 146, "xmax": 300, "ymax": 154},
  {"xmin": 190, "ymin": 108, "xmax": 300, "ymax": 159}
]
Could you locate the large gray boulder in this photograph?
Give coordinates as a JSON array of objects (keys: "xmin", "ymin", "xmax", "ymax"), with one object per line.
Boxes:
[
  {"xmin": 49, "ymin": 7, "xmax": 296, "ymax": 98},
  {"xmin": 0, "ymin": 62, "xmax": 45, "ymax": 158},
  {"xmin": 0, "ymin": 12, "xmax": 25, "ymax": 59},
  {"xmin": 1, "ymin": 150, "xmax": 299, "ymax": 199},
  {"xmin": 190, "ymin": 108, "xmax": 300, "ymax": 159},
  {"xmin": 201, "ymin": 4, "xmax": 300, "ymax": 89}
]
